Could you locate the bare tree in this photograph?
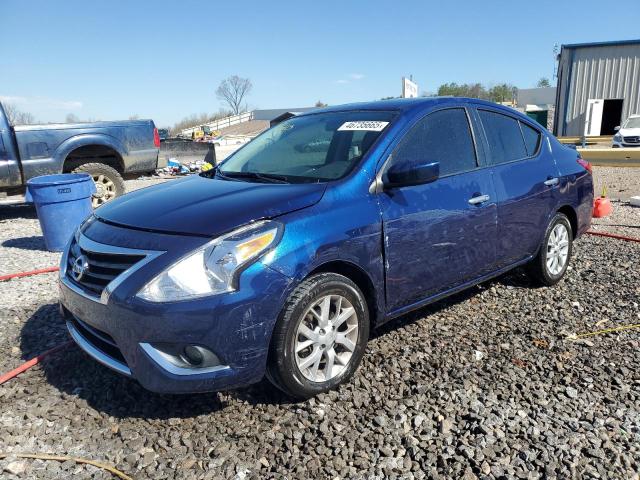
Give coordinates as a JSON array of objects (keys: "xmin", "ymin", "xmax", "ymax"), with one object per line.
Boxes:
[
  {"xmin": 65, "ymin": 113, "xmax": 80, "ymax": 123},
  {"xmin": 216, "ymin": 75, "xmax": 252, "ymax": 115},
  {"xmin": 3, "ymin": 102, "xmax": 36, "ymax": 125},
  {"xmin": 315, "ymin": 100, "xmax": 328, "ymax": 108},
  {"xmin": 129, "ymin": 114, "xmax": 140, "ymax": 120}
]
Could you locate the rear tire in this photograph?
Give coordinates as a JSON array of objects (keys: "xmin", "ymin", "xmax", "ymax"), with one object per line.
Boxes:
[
  {"xmin": 526, "ymin": 213, "xmax": 573, "ymax": 286},
  {"xmin": 72, "ymin": 163, "xmax": 125, "ymax": 208},
  {"xmin": 267, "ymin": 273, "xmax": 369, "ymax": 399}
]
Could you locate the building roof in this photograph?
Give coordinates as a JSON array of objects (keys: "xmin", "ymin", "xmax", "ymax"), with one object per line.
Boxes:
[
  {"xmin": 517, "ymin": 87, "xmax": 556, "ymax": 107},
  {"xmin": 253, "ymin": 108, "xmax": 317, "ymax": 121},
  {"xmin": 562, "ymin": 39, "xmax": 640, "ymax": 49}
]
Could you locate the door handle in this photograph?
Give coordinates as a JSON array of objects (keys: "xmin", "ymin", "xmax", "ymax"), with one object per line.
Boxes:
[
  {"xmin": 544, "ymin": 177, "xmax": 559, "ymax": 186},
  {"xmin": 468, "ymin": 194, "xmax": 490, "ymax": 205}
]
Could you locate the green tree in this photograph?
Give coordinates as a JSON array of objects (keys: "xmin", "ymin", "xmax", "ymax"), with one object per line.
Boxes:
[
  {"xmin": 488, "ymin": 84, "xmax": 517, "ymax": 103},
  {"xmin": 437, "ymin": 82, "xmax": 489, "ymax": 99},
  {"xmin": 537, "ymin": 77, "xmax": 551, "ymax": 88}
]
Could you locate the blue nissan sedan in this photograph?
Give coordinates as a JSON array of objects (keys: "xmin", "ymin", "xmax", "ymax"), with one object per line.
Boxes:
[{"xmin": 59, "ymin": 98, "xmax": 593, "ymax": 398}]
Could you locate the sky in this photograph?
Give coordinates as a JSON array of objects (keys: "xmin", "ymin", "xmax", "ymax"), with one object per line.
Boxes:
[{"xmin": 1, "ymin": 0, "xmax": 638, "ymax": 128}]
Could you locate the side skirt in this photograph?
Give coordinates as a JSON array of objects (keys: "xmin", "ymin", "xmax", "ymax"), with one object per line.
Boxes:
[{"xmin": 381, "ymin": 255, "xmax": 535, "ymax": 324}]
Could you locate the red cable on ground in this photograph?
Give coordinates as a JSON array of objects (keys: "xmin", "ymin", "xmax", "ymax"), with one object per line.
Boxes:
[
  {"xmin": 0, "ymin": 341, "xmax": 73, "ymax": 385},
  {"xmin": 586, "ymin": 230, "xmax": 640, "ymax": 243},
  {"xmin": 0, "ymin": 266, "xmax": 59, "ymax": 282}
]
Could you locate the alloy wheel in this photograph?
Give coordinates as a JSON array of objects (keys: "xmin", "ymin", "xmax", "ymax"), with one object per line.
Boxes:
[
  {"xmin": 294, "ymin": 294, "xmax": 359, "ymax": 382},
  {"xmin": 546, "ymin": 223, "xmax": 569, "ymax": 275}
]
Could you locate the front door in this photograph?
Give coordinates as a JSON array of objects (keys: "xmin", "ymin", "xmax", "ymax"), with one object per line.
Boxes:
[{"xmin": 378, "ymin": 107, "xmax": 497, "ymax": 312}]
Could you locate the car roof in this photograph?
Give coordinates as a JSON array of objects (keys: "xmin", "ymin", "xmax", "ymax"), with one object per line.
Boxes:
[{"xmin": 306, "ymin": 97, "xmax": 520, "ymax": 117}]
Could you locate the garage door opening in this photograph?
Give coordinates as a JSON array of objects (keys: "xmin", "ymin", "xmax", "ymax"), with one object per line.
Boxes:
[{"xmin": 601, "ymin": 99, "xmax": 624, "ymax": 135}]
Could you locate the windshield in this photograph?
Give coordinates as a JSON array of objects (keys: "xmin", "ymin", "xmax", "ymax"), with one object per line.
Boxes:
[
  {"xmin": 623, "ymin": 117, "xmax": 640, "ymax": 129},
  {"xmin": 219, "ymin": 111, "xmax": 395, "ymax": 183}
]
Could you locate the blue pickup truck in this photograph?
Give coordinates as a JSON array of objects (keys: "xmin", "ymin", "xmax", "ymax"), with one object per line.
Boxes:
[{"xmin": 0, "ymin": 102, "xmax": 160, "ymax": 207}]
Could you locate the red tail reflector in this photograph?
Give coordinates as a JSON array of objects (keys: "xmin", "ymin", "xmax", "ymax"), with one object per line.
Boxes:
[
  {"xmin": 577, "ymin": 157, "xmax": 592, "ymax": 174},
  {"xmin": 153, "ymin": 127, "xmax": 161, "ymax": 148}
]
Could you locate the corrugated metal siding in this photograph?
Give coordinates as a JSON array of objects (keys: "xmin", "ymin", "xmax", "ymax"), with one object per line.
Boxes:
[{"xmin": 556, "ymin": 43, "xmax": 640, "ymax": 136}]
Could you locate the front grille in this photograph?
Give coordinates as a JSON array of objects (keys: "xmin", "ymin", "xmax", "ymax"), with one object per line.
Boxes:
[
  {"xmin": 67, "ymin": 237, "xmax": 145, "ymax": 296},
  {"xmin": 623, "ymin": 136, "xmax": 640, "ymax": 143},
  {"xmin": 71, "ymin": 316, "xmax": 128, "ymax": 366}
]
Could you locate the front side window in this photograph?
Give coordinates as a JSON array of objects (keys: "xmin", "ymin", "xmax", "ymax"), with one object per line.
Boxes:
[
  {"xmin": 219, "ymin": 111, "xmax": 396, "ymax": 183},
  {"xmin": 478, "ymin": 109, "xmax": 527, "ymax": 165},
  {"xmin": 391, "ymin": 108, "xmax": 477, "ymax": 177}
]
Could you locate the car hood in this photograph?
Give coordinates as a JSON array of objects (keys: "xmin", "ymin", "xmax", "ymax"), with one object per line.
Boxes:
[
  {"xmin": 619, "ymin": 127, "xmax": 640, "ymax": 136},
  {"xmin": 95, "ymin": 175, "xmax": 327, "ymax": 236}
]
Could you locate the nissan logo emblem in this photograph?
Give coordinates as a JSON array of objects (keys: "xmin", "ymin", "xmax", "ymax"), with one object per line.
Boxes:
[{"xmin": 71, "ymin": 255, "xmax": 89, "ymax": 282}]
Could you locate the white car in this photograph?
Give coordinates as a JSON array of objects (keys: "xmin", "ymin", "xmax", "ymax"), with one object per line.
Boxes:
[
  {"xmin": 612, "ymin": 115, "xmax": 640, "ymax": 147},
  {"xmin": 211, "ymin": 135, "xmax": 251, "ymax": 148}
]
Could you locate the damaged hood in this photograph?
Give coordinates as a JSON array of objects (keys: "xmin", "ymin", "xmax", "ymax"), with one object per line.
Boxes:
[{"xmin": 95, "ymin": 175, "xmax": 327, "ymax": 236}]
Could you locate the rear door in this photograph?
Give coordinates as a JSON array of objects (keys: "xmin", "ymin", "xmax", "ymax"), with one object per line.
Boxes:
[
  {"xmin": 378, "ymin": 106, "xmax": 497, "ymax": 311},
  {"xmin": 474, "ymin": 107, "xmax": 560, "ymax": 267}
]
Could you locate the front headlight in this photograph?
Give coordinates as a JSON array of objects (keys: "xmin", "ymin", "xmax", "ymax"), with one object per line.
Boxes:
[
  {"xmin": 613, "ymin": 133, "xmax": 622, "ymax": 142},
  {"xmin": 137, "ymin": 220, "xmax": 282, "ymax": 302}
]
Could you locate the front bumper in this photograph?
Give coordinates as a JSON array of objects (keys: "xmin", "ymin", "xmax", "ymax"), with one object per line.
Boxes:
[{"xmin": 59, "ymin": 221, "xmax": 293, "ymax": 394}]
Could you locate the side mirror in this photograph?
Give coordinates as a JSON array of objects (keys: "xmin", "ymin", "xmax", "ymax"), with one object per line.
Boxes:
[
  {"xmin": 383, "ymin": 161, "xmax": 440, "ymax": 189},
  {"xmin": 614, "ymin": 126, "xmax": 621, "ymax": 131}
]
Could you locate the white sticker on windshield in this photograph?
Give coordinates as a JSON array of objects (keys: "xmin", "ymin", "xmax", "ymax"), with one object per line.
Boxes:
[{"xmin": 337, "ymin": 121, "xmax": 389, "ymax": 132}]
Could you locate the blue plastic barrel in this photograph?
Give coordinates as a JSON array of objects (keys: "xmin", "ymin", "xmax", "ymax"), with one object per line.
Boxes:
[{"xmin": 25, "ymin": 174, "xmax": 97, "ymax": 252}]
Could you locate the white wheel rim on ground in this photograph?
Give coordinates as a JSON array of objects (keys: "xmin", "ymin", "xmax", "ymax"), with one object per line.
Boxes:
[
  {"xmin": 294, "ymin": 294, "xmax": 359, "ymax": 383},
  {"xmin": 546, "ymin": 223, "xmax": 569, "ymax": 275},
  {"xmin": 91, "ymin": 174, "xmax": 116, "ymax": 207}
]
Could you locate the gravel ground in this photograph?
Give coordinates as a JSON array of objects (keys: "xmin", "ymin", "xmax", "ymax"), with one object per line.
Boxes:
[
  {"xmin": 591, "ymin": 166, "xmax": 640, "ymax": 238},
  {"xmin": 592, "ymin": 166, "xmax": 640, "ymax": 202},
  {"xmin": 1, "ymin": 176, "xmax": 639, "ymax": 479}
]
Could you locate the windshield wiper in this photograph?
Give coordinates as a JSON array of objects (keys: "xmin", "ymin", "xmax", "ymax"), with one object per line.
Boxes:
[{"xmin": 218, "ymin": 171, "xmax": 290, "ymax": 184}]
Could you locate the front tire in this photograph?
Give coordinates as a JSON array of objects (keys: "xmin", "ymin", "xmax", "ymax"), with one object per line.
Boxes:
[
  {"xmin": 267, "ymin": 273, "xmax": 370, "ymax": 399},
  {"xmin": 526, "ymin": 213, "xmax": 573, "ymax": 286}
]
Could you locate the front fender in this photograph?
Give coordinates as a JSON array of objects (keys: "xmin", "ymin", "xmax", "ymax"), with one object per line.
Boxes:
[{"xmin": 260, "ymin": 189, "xmax": 386, "ymax": 323}]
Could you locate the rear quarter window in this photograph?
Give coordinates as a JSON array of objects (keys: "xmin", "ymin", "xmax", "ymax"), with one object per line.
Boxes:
[
  {"xmin": 478, "ymin": 109, "xmax": 527, "ymax": 165},
  {"xmin": 520, "ymin": 121, "xmax": 541, "ymax": 156}
]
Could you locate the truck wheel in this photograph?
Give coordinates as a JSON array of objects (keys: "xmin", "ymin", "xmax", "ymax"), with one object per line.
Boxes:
[
  {"xmin": 267, "ymin": 273, "xmax": 370, "ymax": 399},
  {"xmin": 73, "ymin": 163, "xmax": 125, "ymax": 208}
]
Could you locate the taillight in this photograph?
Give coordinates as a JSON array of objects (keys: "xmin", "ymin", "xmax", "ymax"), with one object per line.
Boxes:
[
  {"xmin": 577, "ymin": 157, "xmax": 592, "ymax": 174},
  {"xmin": 153, "ymin": 127, "xmax": 161, "ymax": 148}
]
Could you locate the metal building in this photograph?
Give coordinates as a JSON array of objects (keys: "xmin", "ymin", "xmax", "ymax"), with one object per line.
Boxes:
[{"xmin": 554, "ymin": 39, "xmax": 640, "ymax": 137}]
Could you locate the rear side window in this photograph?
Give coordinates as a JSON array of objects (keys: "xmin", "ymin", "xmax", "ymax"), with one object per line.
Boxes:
[
  {"xmin": 520, "ymin": 122, "xmax": 541, "ymax": 156},
  {"xmin": 393, "ymin": 108, "xmax": 477, "ymax": 177},
  {"xmin": 478, "ymin": 110, "xmax": 527, "ymax": 164}
]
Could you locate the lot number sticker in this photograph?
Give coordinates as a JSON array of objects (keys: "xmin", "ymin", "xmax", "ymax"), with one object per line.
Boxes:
[{"xmin": 338, "ymin": 121, "xmax": 389, "ymax": 132}]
